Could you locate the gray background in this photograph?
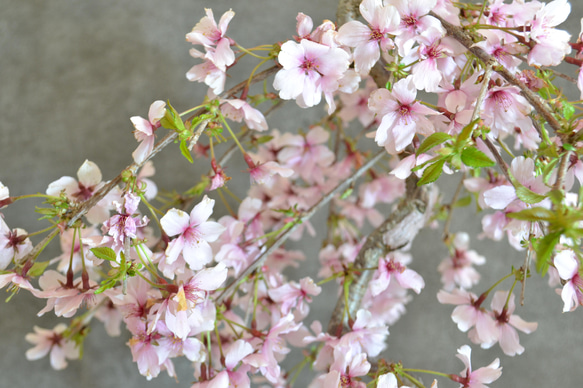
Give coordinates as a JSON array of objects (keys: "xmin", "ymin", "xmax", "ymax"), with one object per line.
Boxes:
[{"xmin": 0, "ymin": 0, "xmax": 581, "ymax": 387}]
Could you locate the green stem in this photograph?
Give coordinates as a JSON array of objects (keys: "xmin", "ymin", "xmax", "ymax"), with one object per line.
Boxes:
[
  {"xmin": 219, "ymin": 114, "xmax": 246, "ymax": 155},
  {"xmin": 236, "ymin": 44, "xmax": 270, "ymax": 60},
  {"xmin": 403, "ymin": 368, "xmax": 452, "ymax": 379}
]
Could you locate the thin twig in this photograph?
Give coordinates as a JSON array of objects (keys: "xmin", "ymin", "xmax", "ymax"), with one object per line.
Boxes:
[
  {"xmin": 482, "ymin": 137, "xmax": 511, "ymax": 183},
  {"xmin": 216, "ymin": 149, "xmax": 386, "ymax": 304}
]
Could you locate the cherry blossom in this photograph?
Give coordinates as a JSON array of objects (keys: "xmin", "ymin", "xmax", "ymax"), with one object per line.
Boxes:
[
  {"xmin": 336, "ymin": 0, "xmax": 401, "ymax": 75},
  {"xmin": 0, "ymin": 217, "xmax": 32, "ymax": 270},
  {"xmin": 160, "ymin": 195, "xmax": 225, "ymax": 270},
  {"xmin": 438, "ymin": 232, "xmax": 486, "ymax": 291},
  {"xmin": 130, "ymin": 100, "xmax": 165, "ymax": 164},
  {"xmin": 25, "ymin": 324, "xmax": 80, "ymax": 370},
  {"xmin": 46, "ymin": 160, "xmax": 119, "ymax": 225},
  {"xmin": 186, "ymin": 8, "xmax": 235, "ymax": 72},
  {"xmin": 553, "ymin": 249, "xmax": 583, "ymax": 312},
  {"xmin": 527, "ymin": 0, "xmax": 571, "ymax": 67},
  {"xmin": 369, "ymin": 251, "xmax": 425, "ymax": 296},
  {"xmin": 452, "ymin": 345, "xmax": 502, "ymax": 388},
  {"xmin": 273, "ymin": 38, "xmax": 350, "ymax": 114},
  {"xmin": 488, "ymin": 291, "xmax": 538, "ymax": 356},
  {"xmin": 368, "ymin": 76, "xmax": 439, "ymax": 154},
  {"xmin": 220, "ymin": 98, "xmax": 268, "ymax": 131}
]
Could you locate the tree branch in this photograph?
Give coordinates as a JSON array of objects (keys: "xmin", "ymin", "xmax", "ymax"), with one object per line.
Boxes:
[{"xmin": 327, "ymin": 177, "xmax": 429, "ymax": 337}]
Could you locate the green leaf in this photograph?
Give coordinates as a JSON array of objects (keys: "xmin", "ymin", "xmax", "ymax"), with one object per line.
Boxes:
[
  {"xmin": 160, "ymin": 101, "xmax": 185, "ymax": 132},
  {"xmin": 417, "ymin": 159, "xmax": 445, "ymax": 186},
  {"xmin": 533, "ymin": 233, "xmax": 560, "ymax": 276},
  {"xmin": 508, "ymin": 172, "xmax": 547, "ymax": 205},
  {"xmin": 416, "ymin": 132, "xmax": 453, "ymax": 156},
  {"xmin": 563, "ymin": 143, "xmax": 576, "ymax": 151},
  {"xmin": 453, "ymin": 195, "xmax": 472, "ymax": 208},
  {"xmin": 340, "ymin": 187, "xmax": 353, "ymax": 200},
  {"xmin": 457, "ymin": 118, "xmax": 480, "ymax": 145},
  {"xmin": 180, "ymin": 139, "xmax": 194, "ymax": 163},
  {"xmin": 461, "ymin": 147, "xmax": 495, "ymax": 168},
  {"xmin": 515, "ymin": 185, "xmax": 547, "ymax": 204},
  {"xmin": 507, "ymin": 207, "xmax": 556, "ymax": 222},
  {"xmin": 28, "ymin": 261, "xmax": 50, "ymax": 277},
  {"xmin": 562, "ymin": 101, "xmax": 575, "ymax": 120},
  {"xmin": 90, "ymin": 247, "xmax": 117, "ymax": 262}
]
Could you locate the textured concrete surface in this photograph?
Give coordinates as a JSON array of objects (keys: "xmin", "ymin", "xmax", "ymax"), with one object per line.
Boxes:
[{"xmin": 1, "ymin": 1, "xmax": 582, "ymax": 387}]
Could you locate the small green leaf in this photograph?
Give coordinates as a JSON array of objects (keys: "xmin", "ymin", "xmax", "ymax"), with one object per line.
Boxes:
[
  {"xmin": 90, "ymin": 247, "xmax": 117, "ymax": 262},
  {"xmin": 515, "ymin": 185, "xmax": 547, "ymax": 204},
  {"xmin": 534, "ymin": 233, "xmax": 560, "ymax": 276},
  {"xmin": 160, "ymin": 101, "xmax": 185, "ymax": 132},
  {"xmin": 507, "ymin": 207, "xmax": 556, "ymax": 222},
  {"xmin": 453, "ymin": 195, "xmax": 472, "ymax": 208},
  {"xmin": 417, "ymin": 159, "xmax": 445, "ymax": 186},
  {"xmin": 417, "ymin": 132, "xmax": 453, "ymax": 156},
  {"xmin": 563, "ymin": 143, "xmax": 576, "ymax": 151},
  {"xmin": 508, "ymin": 172, "xmax": 547, "ymax": 204},
  {"xmin": 562, "ymin": 101, "xmax": 575, "ymax": 120},
  {"xmin": 180, "ymin": 139, "xmax": 194, "ymax": 163},
  {"xmin": 340, "ymin": 187, "xmax": 353, "ymax": 200},
  {"xmin": 28, "ymin": 261, "xmax": 50, "ymax": 277},
  {"xmin": 461, "ymin": 147, "xmax": 495, "ymax": 168},
  {"xmin": 457, "ymin": 118, "xmax": 480, "ymax": 145}
]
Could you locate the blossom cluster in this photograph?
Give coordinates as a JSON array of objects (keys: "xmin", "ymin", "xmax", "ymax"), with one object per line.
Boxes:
[{"xmin": 2, "ymin": 0, "xmax": 583, "ymax": 387}]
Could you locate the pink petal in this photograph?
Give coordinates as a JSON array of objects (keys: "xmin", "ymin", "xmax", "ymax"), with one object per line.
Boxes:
[
  {"xmin": 161, "ymin": 209, "xmax": 189, "ymax": 237},
  {"xmin": 483, "ymin": 185, "xmax": 516, "ymax": 209},
  {"xmin": 190, "ymin": 196, "xmax": 215, "ymax": 226}
]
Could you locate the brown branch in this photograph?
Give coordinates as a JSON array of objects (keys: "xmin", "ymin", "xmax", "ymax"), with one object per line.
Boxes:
[
  {"xmin": 216, "ymin": 149, "xmax": 386, "ymax": 304},
  {"xmin": 327, "ymin": 177, "xmax": 429, "ymax": 337}
]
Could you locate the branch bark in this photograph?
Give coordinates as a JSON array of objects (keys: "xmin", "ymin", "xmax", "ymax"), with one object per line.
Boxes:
[{"xmin": 327, "ymin": 177, "xmax": 429, "ymax": 336}]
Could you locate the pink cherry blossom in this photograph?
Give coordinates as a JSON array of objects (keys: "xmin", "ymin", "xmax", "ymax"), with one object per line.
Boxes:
[
  {"xmin": 160, "ymin": 195, "xmax": 225, "ymax": 270},
  {"xmin": 186, "ymin": 48, "xmax": 227, "ymax": 94},
  {"xmin": 130, "ymin": 100, "xmax": 165, "ymax": 164},
  {"xmin": 336, "ymin": 0, "xmax": 401, "ymax": 75},
  {"xmin": 452, "ymin": 345, "xmax": 502, "ymax": 388},
  {"xmin": 102, "ymin": 192, "xmax": 149, "ymax": 252},
  {"xmin": 438, "ymin": 232, "xmax": 485, "ymax": 291},
  {"xmin": 368, "ymin": 76, "xmax": 439, "ymax": 154},
  {"xmin": 273, "ymin": 38, "xmax": 350, "ymax": 114},
  {"xmin": 268, "ymin": 276, "xmax": 321, "ymax": 318},
  {"xmin": 527, "ymin": 0, "xmax": 571, "ymax": 67},
  {"xmin": 369, "ymin": 251, "xmax": 425, "ymax": 296},
  {"xmin": 437, "ymin": 289, "xmax": 498, "ymax": 346},
  {"xmin": 25, "ymin": 324, "xmax": 80, "ymax": 370},
  {"xmin": 0, "ymin": 217, "xmax": 32, "ymax": 270},
  {"xmin": 489, "ymin": 291, "xmax": 538, "ymax": 356},
  {"xmin": 244, "ymin": 153, "xmax": 294, "ymax": 186},
  {"xmin": 186, "ymin": 8, "xmax": 235, "ymax": 71},
  {"xmin": 220, "ymin": 98, "xmax": 268, "ymax": 131},
  {"xmin": 46, "ymin": 160, "xmax": 120, "ymax": 225},
  {"xmin": 553, "ymin": 249, "xmax": 583, "ymax": 312}
]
